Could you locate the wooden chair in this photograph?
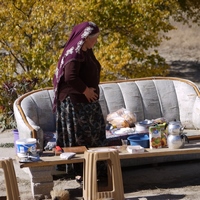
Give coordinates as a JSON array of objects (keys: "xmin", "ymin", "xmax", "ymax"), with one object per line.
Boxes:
[{"xmin": 0, "ymin": 157, "xmax": 20, "ymax": 200}]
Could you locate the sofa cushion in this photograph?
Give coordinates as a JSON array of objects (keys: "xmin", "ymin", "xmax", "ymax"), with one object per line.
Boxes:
[{"xmin": 20, "ymin": 89, "xmax": 56, "ymax": 132}]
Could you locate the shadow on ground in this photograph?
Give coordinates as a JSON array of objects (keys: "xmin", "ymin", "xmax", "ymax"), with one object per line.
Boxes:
[
  {"xmin": 61, "ymin": 159, "xmax": 200, "ymax": 199},
  {"xmin": 125, "ymin": 194, "xmax": 185, "ymax": 200},
  {"xmin": 169, "ymin": 60, "xmax": 200, "ymax": 85},
  {"xmin": 122, "ymin": 159, "xmax": 200, "ymax": 192}
]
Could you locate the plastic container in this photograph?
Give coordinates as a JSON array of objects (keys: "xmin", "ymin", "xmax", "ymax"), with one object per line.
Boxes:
[
  {"xmin": 127, "ymin": 134, "xmax": 149, "ymax": 148},
  {"xmin": 126, "ymin": 145, "xmax": 145, "ymax": 153},
  {"xmin": 16, "ymin": 138, "xmax": 37, "ymax": 158},
  {"xmin": 13, "ymin": 129, "xmax": 19, "ymax": 153}
]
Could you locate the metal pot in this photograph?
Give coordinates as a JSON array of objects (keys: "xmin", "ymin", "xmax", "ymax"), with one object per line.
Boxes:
[
  {"xmin": 167, "ymin": 120, "xmax": 184, "ymax": 135},
  {"xmin": 135, "ymin": 119, "xmax": 154, "ymax": 133},
  {"xmin": 167, "ymin": 133, "xmax": 188, "ymax": 149}
]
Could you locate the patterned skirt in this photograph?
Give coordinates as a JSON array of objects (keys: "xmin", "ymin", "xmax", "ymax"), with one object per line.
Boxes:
[{"xmin": 56, "ymin": 96, "xmax": 107, "ymax": 148}]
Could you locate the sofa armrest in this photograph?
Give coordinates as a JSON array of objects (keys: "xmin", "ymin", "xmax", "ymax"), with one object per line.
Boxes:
[
  {"xmin": 13, "ymin": 99, "xmax": 44, "ymax": 149},
  {"xmin": 13, "ymin": 101, "xmax": 34, "ymax": 136},
  {"xmin": 13, "ymin": 98, "xmax": 38, "ymax": 138},
  {"xmin": 31, "ymin": 125, "xmax": 44, "ymax": 150},
  {"xmin": 192, "ymin": 96, "xmax": 200, "ymax": 130}
]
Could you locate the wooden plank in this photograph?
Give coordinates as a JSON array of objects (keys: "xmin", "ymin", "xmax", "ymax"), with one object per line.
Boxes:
[
  {"xmin": 18, "ymin": 154, "xmax": 85, "ymax": 168},
  {"xmin": 18, "ymin": 141, "xmax": 200, "ymax": 168},
  {"xmin": 119, "ymin": 148, "xmax": 200, "ymax": 159},
  {"xmin": 53, "ymin": 146, "xmax": 87, "ymax": 155}
]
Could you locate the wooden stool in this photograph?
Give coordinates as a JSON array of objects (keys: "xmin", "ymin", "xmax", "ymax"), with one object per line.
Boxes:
[
  {"xmin": 0, "ymin": 157, "xmax": 20, "ymax": 200},
  {"xmin": 83, "ymin": 149, "xmax": 124, "ymax": 200}
]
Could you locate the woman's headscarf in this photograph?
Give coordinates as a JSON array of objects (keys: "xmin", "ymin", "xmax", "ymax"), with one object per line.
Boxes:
[{"xmin": 53, "ymin": 21, "xmax": 100, "ymax": 112}]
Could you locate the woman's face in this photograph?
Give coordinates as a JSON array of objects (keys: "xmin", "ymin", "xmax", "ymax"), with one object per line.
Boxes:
[{"xmin": 83, "ymin": 34, "xmax": 99, "ymax": 50}]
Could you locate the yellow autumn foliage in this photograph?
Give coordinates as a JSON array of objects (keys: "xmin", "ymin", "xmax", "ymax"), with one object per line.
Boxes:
[{"xmin": 0, "ymin": 0, "xmax": 199, "ymax": 129}]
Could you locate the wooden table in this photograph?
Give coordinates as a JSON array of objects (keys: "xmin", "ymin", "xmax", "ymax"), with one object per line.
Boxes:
[
  {"xmin": 17, "ymin": 140, "xmax": 200, "ymax": 198},
  {"xmin": 19, "ymin": 140, "xmax": 200, "ymax": 168}
]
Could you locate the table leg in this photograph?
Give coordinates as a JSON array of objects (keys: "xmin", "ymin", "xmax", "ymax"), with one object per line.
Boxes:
[{"xmin": 26, "ymin": 166, "xmax": 54, "ymax": 198}]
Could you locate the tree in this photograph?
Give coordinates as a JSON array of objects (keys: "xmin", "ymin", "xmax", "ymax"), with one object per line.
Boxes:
[
  {"xmin": 176, "ymin": 0, "xmax": 200, "ymax": 25},
  {"xmin": 0, "ymin": 0, "xmax": 199, "ymax": 129},
  {"xmin": 0, "ymin": 0, "xmax": 68, "ymax": 129}
]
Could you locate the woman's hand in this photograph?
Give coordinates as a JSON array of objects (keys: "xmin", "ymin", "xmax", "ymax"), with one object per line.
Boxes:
[{"xmin": 83, "ymin": 87, "xmax": 98, "ymax": 102}]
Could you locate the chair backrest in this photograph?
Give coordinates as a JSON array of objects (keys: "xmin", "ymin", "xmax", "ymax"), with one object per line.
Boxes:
[{"xmin": 0, "ymin": 157, "xmax": 20, "ymax": 200}]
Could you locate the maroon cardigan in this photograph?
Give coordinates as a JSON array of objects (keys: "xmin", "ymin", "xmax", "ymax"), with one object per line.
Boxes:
[{"xmin": 58, "ymin": 49, "xmax": 101, "ymax": 104}]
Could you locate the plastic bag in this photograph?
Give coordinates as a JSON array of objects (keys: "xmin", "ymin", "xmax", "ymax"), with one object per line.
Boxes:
[
  {"xmin": 107, "ymin": 108, "xmax": 137, "ymax": 128},
  {"xmin": 44, "ymin": 132, "xmax": 57, "ymax": 150}
]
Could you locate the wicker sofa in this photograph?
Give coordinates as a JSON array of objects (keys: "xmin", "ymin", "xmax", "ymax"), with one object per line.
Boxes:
[{"xmin": 13, "ymin": 77, "xmax": 200, "ymax": 150}]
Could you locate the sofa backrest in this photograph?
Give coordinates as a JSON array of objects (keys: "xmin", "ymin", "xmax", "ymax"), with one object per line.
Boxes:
[
  {"xmin": 99, "ymin": 78, "xmax": 200, "ymax": 129},
  {"xmin": 14, "ymin": 77, "xmax": 200, "ymax": 139}
]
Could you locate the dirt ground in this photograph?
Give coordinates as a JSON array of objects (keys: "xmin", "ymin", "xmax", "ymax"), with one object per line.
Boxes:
[
  {"xmin": 122, "ymin": 160, "xmax": 200, "ymax": 200},
  {"xmin": 8, "ymin": 159, "xmax": 200, "ymax": 200},
  {"xmin": 1, "ymin": 20, "xmax": 200, "ymax": 200}
]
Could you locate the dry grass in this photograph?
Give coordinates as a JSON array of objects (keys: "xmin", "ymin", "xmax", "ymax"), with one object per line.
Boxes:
[
  {"xmin": 155, "ymin": 20, "xmax": 200, "ymax": 86},
  {"xmin": 158, "ymin": 20, "xmax": 200, "ymax": 62}
]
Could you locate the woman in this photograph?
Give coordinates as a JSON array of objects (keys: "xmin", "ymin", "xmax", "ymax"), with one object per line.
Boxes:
[{"xmin": 53, "ymin": 22, "xmax": 106, "ymax": 153}]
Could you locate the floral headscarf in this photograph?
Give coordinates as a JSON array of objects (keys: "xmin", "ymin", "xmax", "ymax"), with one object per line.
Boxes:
[{"xmin": 53, "ymin": 21, "xmax": 100, "ymax": 112}]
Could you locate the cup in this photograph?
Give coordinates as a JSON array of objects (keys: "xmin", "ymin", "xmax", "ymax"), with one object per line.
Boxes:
[{"xmin": 121, "ymin": 139, "xmax": 128, "ymax": 151}]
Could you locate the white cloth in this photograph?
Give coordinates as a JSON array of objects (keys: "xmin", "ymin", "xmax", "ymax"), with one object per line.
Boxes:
[{"xmin": 60, "ymin": 152, "xmax": 76, "ymax": 159}]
